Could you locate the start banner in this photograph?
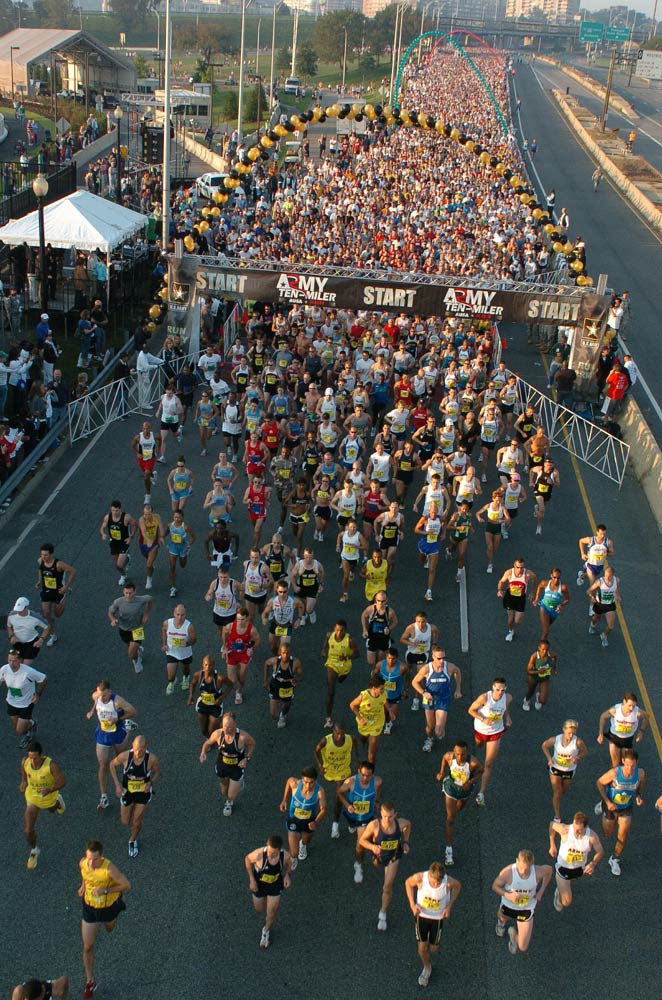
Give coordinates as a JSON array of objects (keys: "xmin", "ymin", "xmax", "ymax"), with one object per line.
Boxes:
[{"xmin": 168, "ymin": 256, "xmax": 609, "ymax": 328}]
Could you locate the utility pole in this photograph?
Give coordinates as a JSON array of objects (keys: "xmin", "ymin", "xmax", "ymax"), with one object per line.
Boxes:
[{"xmin": 599, "ymin": 46, "xmax": 616, "ymax": 131}]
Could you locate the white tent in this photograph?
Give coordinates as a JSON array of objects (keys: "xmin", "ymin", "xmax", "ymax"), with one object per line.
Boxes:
[{"xmin": 0, "ymin": 189, "xmax": 147, "ymax": 253}]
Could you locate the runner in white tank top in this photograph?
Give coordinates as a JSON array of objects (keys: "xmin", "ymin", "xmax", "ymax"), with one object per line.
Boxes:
[
  {"xmin": 549, "ymin": 813, "xmax": 603, "ymax": 911},
  {"xmin": 162, "ymin": 606, "xmax": 195, "ymax": 694},
  {"xmin": 469, "ymin": 679, "xmax": 512, "ymax": 806},
  {"xmin": 404, "ymin": 863, "xmax": 461, "ymax": 988},
  {"xmin": 493, "ymin": 850, "xmax": 552, "ymax": 955}
]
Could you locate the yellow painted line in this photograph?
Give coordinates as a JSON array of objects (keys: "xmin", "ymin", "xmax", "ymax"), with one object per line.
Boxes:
[{"xmin": 539, "ymin": 352, "xmax": 662, "ymax": 761}]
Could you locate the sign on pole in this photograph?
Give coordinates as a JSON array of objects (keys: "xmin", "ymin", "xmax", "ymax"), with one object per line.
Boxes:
[
  {"xmin": 636, "ymin": 49, "xmax": 662, "ymax": 79},
  {"xmin": 604, "ymin": 25, "xmax": 630, "ymax": 42},
  {"xmin": 579, "ymin": 20, "xmax": 604, "ymax": 42},
  {"xmin": 56, "ymin": 116, "xmax": 71, "ymax": 134}
]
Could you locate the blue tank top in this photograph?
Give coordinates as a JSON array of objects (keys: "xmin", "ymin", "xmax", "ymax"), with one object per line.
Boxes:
[
  {"xmin": 343, "ymin": 774, "xmax": 376, "ymax": 823},
  {"xmin": 168, "ymin": 521, "xmax": 188, "ymax": 546},
  {"xmin": 423, "ymin": 662, "xmax": 451, "ymax": 704},
  {"xmin": 171, "ymin": 470, "xmax": 191, "ymax": 494},
  {"xmin": 375, "ymin": 818, "xmax": 403, "ymax": 865},
  {"xmin": 607, "ymin": 765, "xmax": 640, "ymax": 810},
  {"xmin": 289, "ymin": 780, "xmax": 321, "ymax": 821},
  {"xmin": 380, "ymin": 657, "xmax": 404, "ymax": 700},
  {"xmin": 540, "ymin": 581, "xmax": 563, "ymax": 612}
]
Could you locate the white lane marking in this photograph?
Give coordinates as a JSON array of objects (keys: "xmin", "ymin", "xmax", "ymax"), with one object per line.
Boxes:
[
  {"xmin": 459, "ymin": 567, "xmax": 469, "ymax": 653},
  {"xmin": 0, "ymin": 424, "xmax": 110, "ymax": 573}
]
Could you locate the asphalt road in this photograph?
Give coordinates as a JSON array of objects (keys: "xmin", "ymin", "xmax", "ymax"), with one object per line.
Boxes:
[
  {"xmin": 1, "ymin": 327, "xmax": 662, "ymax": 1000},
  {"xmin": 512, "ymin": 61, "xmax": 662, "ymax": 442}
]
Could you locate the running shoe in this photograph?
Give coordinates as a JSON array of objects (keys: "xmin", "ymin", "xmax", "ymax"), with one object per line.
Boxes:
[
  {"xmin": 418, "ymin": 967, "xmax": 431, "ymax": 988},
  {"xmin": 298, "ymin": 842, "xmax": 307, "ymax": 861},
  {"xmin": 166, "ymin": 682, "xmax": 175, "ymax": 695},
  {"xmin": 411, "ymin": 698, "xmax": 420, "ymax": 712},
  {"xmin": 475, "ymin": 791, "xmax": 486, "ymax": 806},
  {"xmin": 424, "ymin": 589, "xmax": 433, "ymax": 601},
  {"xmin": 588, "ymin": 624, "xmax": 597, "ymax": 635},
  {"xmin": 260, "ymin": 927, "xmax": 270, "ymax": 949},
  {"xmin": 422, "ymin": 737, "xmax": 434, "ymax": 752},
  {"xmin": 608, "ymin": 855, "xmax": 621, "ymax": 876},
  {"xmin": 277, "ymin": 714, "xmax": 286, "ymax": 728},
  {"xmin": 234, "ymin": 691, "xmax": 243, "ymax": 705},
  {"xmin": 309, "ymin": 611, "xmax": 317, "ymax": 624},
  {"xmin": 383, "ymin": 721, "xmax": 393, "ymax": 735},
  {"xmin": 157, "ymin": 455, "xmax": 166, "ymax": 464},
  {"xmin": 144, "ymin": 494, "xmax": 151, "ymax": 505},
  {"xmin": 456, "ymin": 570, "xmax": 462, "ymax": 583},
  {"xmin": 223, "ymin": 800, "xmax": 234, "ymax": 817},
  {"xmin": 118, "ymin": 574, "xmax": 126, "ymax": 586},
  {"xmin": 495, "ymin": 920, "xmax": 506, "ymax": 937},
  {"xmin": 601, "ymin": 634, "xmax": 609, "ymax": 648},
  {"xmin": 445, "ymin": 846, "xmax": 454, "ymax": 866},
  {"xmin": 290, "ymin": 857, "xmax": 298, "ymax": 871},
  {"xmin": 508, "ymin": 926, "xmax": 518, "ymax": 955},
  {"xmin": 522, "ymin": 698, "xmax": 530, "ymax": 712},
  {"xmin": 181, "ymin": 676, "xmax": 189, "ymax": 691},
  {"xmin": 377, "ymin": 911, "xmax": 388, "ymax": 931},
  {"xmin": 553, "ymin": 888, "xmax": 563, "ymax": 912},
  {"xmin": 133, "ymin": 658, "xmax": 143, "ymax": 674},
  {"xmin": 353, "ymin": 861, "xmax": 364, "ymax": 883},
  {"xmin": 128, "ymin": 840, "xmax": 139, "ymax": 858},
  {"xmin": 324, "ymin": 717, "xmax": 333, "ymax": 728},
  {"xmin": 576, "ymin": 571, "xmax": 584, "ymax": 587},
  {"xmin": 505, "ymin": 629, "xmax": 514, "ymax": 642},
  {"xmin": 347, "ymin": 824, "xmax": 356, "ymax": 834},
  {"xmin": 145, "ymin": 577, "xmax": 152, "ymax": 590},
  {"xmin": 339, "ymin": 593, "xmax": 348, "ymax": 603},
  {"xmin": 276, "ymin": 526, "xmax": 283, "ymax": 534},
  {"xmin": 534, "ymin": 693, "xmax": 542, "ymax": 710},
  {"xmin": 19, "ymin": 730, "xmax": 34, "ymax": 749},
  {"xmin": 486, "ymin": 564, "xmax": 493, "ymax": 574},
  {"xmin": 200, "ymin": 449, "xmax": 207, "ymax": 456},
  {"xmin": 97, "ymin": 793, "xmax": 109, "ymax": 811},
  {"xmin": 331, "ymin": 822, "xmax": 340, "ymax": 839},
  {"xmin": 82, "ymin": 981, "xmax": 97, "ymax": 998},
  {"xmin": 169, "ymin": 586, "xmax": 178, "ymax": 598},
  {"xmin": 125, "ymin": 719, "xmax": 138, "ymax": 732},
  {"xmin": 424, "ymin": 556, "xmax": 430, "ymax": 569},
  {"xmin": 594, "ymin": 801, "xmax": 603, "ymax": 816},
  {"xmin": 55, "ymin": 793, "xmax": 66, "ymax": 815},
  {"xmin": 27, "ymin": 848, "xmax": 40, "ymax": 870},
  {"xmin": 536, "ymin": 526, "xmax": 542, "ymax": 536},
  {"xmin": 46, "ymin": 633, "xmax": 58, "ymax": 647},
  {"xmin": 481, "ymin": 473, "xmax": 487, "ymax": 483}
]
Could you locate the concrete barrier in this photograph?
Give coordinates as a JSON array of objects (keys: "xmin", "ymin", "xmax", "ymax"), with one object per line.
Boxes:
[
  {"xmin": 538, "ymin": 55, "xmax": 638, "ymax": 119},
  {"xmin": 620, "ymin": 396, "xmax": 662, "ymax": 533},
  {"xmin": 184, "ymin": 134, "xmax": 228, "ymax": 173},
  {"xmin": 553, "ymin": 90, "xmax": 662, "ymax": 234}
]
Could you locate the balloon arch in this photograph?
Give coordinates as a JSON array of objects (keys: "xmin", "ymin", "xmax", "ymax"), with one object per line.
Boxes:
[{"xmin": 392, "ymin": 30, "xmax": 508, "ymax": 132}]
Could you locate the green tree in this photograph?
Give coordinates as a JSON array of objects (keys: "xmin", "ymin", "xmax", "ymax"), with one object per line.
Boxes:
[
  {"xmin": 197, "ymin": 22, "xmax": 233, "ymax": 64},
  {"xmin": 368, "ymin": 4, "xmax": 418, "ymax": 60},
  {"xmin": 276, "ymin": 45, "xmax": 291, "ymax": 73},
  {"xmin": 109, "ymin": 0, "xmax": 158, "ymax": 28},
  {"xmin": 134, "ymin": 54, "xmax": 151, "ymax": 77},
  {"xmin": 297, "ymin": 41, "xmax": 318, "ymax": 78},
  {"xmin": 245, "ymin": 82, "xmax": 267, "ymax": 124},
  {"xmin": 0, "ymin": 0, "xmax": 16, "ymax": 32},
  {"xmin": 314, "ymin": 11, "xmax": 365, "ymax": 69},
  {"xmin": 33, "ymin": 0, "xmax": 73, "ymax": 27},
  {"xmin": 644, "ymin": 35, "xmax": 662, "ymax": 49},
  {"xmin": 222, "ymin": 89, "xmax": 239, "ymax": 120}
]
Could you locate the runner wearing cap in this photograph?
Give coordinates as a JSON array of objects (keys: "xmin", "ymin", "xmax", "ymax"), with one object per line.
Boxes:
[{"xmin": 6, "ymin": 598, "xmax": 50, "ymax": 664}]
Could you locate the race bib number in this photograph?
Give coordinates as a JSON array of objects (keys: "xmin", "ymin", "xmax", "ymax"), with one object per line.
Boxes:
[
  {"xmin": 565, "ymin": 849, "xmax": 583, "ymax": 864},
  {"xmin": 132, "ymin": 627, "xmax": 145, "ymax": 641},
  {"xmin": 274, "ymin": 625, "xmax": 289, "ymax": 637},
  {"xmin": 615, "ymin": 723, "xmax": 632, "ymax": 734},
  {"xmin": 171, "ymin": 636, "xmax": 185, "ymax": 648},
  {"xmin": 385, "ymin": 680, "xmax": 396, "ymax": 691},
  {"xmin": 248, "ymin": 583, "xmax": 259, "ymax": 595},
  {"xmin": 260, "ymin": 872, "xmax": 279, "ymax": 884},
  {"xmin": 353, "ymin": 800, "xmax": 370, "ymax": 815},
  {"xmin": 175, "ymin": 481, "xmax": 186, "ymax": 491},
  {"xmin": 200, "ymin": 692, "xmax": 216, "ymax": 705},
  {"xmin": 100, "ymin": 719, "xmax": 117, "ymax": 733},
  {"xmin": 127, "ymin": 779, "xmax": 145, "ymax": 794},
  {"xmin": 278, "ymin": 686, "xmax": 294, "ymax": 699},
  {"xmin": 109, "ymin": 527, "xmax": 121, "ymax": 540},
  {"xmin": 422, "ymin": 896, "xmax": 440, "ymax": 910},
  {"xmin": 44, "ymin": 577, "xmax": 57, "ymax": 589},
  {"xmin": 294, "ymin": 807, "xmax": 311, "ymax": 820}
]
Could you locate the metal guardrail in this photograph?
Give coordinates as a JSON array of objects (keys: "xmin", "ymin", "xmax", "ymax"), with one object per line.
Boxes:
[{"xmin": 0, "ymin": 336, "xmax": 135, "ymax": 510}]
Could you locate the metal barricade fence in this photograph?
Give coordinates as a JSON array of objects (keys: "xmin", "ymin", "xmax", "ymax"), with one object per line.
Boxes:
[
  {"xmin": 513, "ymin": 376, "xmax": 630, "ymax": 488},
  {"xmin": 68, "ymin": 366, "xmax": 166, "ymax": 442}
]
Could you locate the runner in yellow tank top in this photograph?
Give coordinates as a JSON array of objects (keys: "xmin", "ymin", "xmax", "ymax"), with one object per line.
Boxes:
[
  {"xmin": 20, "ymin": 740, "xmax": 67, "ymax": 871},
  {"xmin": 323, "ymin": 620, "xmax": 359, "ymax": 728},
  {"xmin": 350, "ymin": 672, "xmax": 388, "ymax": 764},
  {"xmin": 78, "ymin": 839, "xmax": 131, "ymax": 999}
]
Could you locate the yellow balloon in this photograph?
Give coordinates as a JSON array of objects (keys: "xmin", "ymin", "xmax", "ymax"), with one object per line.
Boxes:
[
  {"xmin": 260, "ymin": 136, "xmax": 274, "ymax": 149},
  {"xmin": 149, "ymin": 304, "xmax": 161, "ymax": 319},
  {"xmin": 552, "ymin": 241, "xmax": 564, "ymax": 254},
  {"xmin": 146, "ymin": 321, "xmax": 157, "ymax": 332},
  {"xmin": 532, "ymin": 208, "xmax": 543, "ymax": 220},
  {"xmin": 563, "ymin": 241, "xmax": 573, "ymax": 254},
  {"xmin": 465, "ymin": 140, "xmax": 475, "ymax": 152},
  {"xmin": 183, "ymin": 235, "xmax": 195, "ymax": 250},
  {"xmin": 570, "ymin": 259, "xmax": 584, "ymax": 272},
  {"xmin": 509, "ymin": 175, "xmax": 521, "ymax": 188},
  {"xmin": 311, "ymin": 106, "xmax": 323, "ymax": 122},
  {"xmin": 198, "ymin": 220, "xmax": 210, "ymax": 232},
  {"xmin": 435, "ymin": 119, "xmax": 445, "ymax": 134},
  {"xmin": 495, "ymin": 162, "xmax": 505, "ymax": 174},
  {"xmin": 544, "ymin": 223, "xmax": 555, "ymax": 234},
  {"xmin": 212, "ymin": 191, "xmax": 223, "ymax": 203},
  {"xmin": 450, "ymin": 127, "xmax": 460, "ymax": 141},
  {"xmin": 200, "ymin": 207, "xmax": 210, "ymax": 218},
  {"xmin": 351, "ymin": 103, "xmax": 362, "ymax": 117},
  {"xmin": 520, "ymin": 193, "xmax": 531, "ymax": 205},
  {"xmin": 583, "ymin": 275, "xmax": 594, "ymax": 286},
  {"xmin": 326, "ymin": 105, "xmax": 340, "ymax": 118},
  {"xmin": 273, "ymin": 124, "xmax": 287, "ymax": 137},
  {"xmin": 363, "ymin": 103, "xmax": 376, "ymax": 120},
  {"xmin": 576, "ymin": 275, "xmax": 587, "ymax": 286},
  {"xmin": 247, "ymin": 147, "xmax": 261, "ymax": 161},
  {"xmin": 480, "ymin": 150, "xmax": 491, "ymax": 163},
  {"xmin": 158, "ymin": 287, "xmax": 168, "ymax": 300},
  {"xmin": 210, "ymin": 206, "xmax": 221, "ymax": 218}
]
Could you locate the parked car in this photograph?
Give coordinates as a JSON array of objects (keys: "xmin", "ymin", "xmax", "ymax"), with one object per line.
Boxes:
[
  {"xmin": 284, "ymin": 77, "xmax": 305, "ymax": 97},
  {"xmin": 195, "ymin": 172, "xmax": 246, "ymax": 208}
]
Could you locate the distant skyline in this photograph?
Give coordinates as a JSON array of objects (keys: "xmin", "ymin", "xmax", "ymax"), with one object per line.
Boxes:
[{"xmin": 580, "ymin": 0, "xmax": 653, "ymax": 10}]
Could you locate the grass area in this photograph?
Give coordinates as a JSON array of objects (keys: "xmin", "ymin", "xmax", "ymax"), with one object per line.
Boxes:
[{"xmin": 0, "ymin": 107, "xmax": 56, "ymax": 157}]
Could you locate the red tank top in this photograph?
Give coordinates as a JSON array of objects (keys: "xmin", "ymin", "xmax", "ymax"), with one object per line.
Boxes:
[
  {"xmin": 248, "ymin": 484, "xmax": 266, "ymax": 517},
  {"xmin": 226, "ymin": 620, "xmax": 253, "ymax": 664},
  {"xmin": 507, "ymin": 568, "xmax": 527, "ymax": 597}
]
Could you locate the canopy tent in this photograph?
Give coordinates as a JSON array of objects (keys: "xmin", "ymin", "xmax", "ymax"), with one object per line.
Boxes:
[{"xmin": 0, "ymin": 190, "xmax": 147, "ymax": 253}]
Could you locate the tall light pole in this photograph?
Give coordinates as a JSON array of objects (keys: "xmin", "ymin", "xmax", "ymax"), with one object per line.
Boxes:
[
  {"xmin": 238, "ymin": 0, "xmax": 252, "ymax": 140},
  {"xmin": 270, "ymin": 0, "xmax": 277, "ymax": 108},
  {"xmin": 114, "ymin": 104, "xmax": 123, "ymax": 203},
  {"xmin": 256, "ymin": 17, "xmax": 261, "ymax": 78},
  {"xmin": 10, "ymin": 45, "xmax": 20, "ymax": 102},
  {"xmin": 342, "ymin": 26, "xmax": 348, "ymax": 92},
  {"xmin": 291, "ymin": 4, "xmax": 299, "ymax": 77},
  {"xmin": 162, "ymin": 0, "xmax": 172, "ymax": 247},
  {"xmin": 32, "ymin": 173, "xmax": 49, "ymax": 315}
]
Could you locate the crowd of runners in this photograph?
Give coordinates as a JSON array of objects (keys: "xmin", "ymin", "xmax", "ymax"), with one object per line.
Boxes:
[{"xmin": 4, "ymin": 47, "xmax": 661, "ymax": 1000}]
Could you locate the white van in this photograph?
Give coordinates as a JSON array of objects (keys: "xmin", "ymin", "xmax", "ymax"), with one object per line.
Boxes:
[{"xmin": 284, "ymin": 77, "xmax": 305, "ymax": 97}]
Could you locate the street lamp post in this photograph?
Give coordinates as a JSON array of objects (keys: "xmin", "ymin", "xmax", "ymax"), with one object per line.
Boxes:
[
  {"xmin": 342, "ymin": 27, "xmax": 348, "ymax": 92},
  {"xmin": 10, "ymin": 46, "xmax": 20, "ymax": 103},
  {"xmin": 238, "ymin": 0, "xmax": 249, "ymax": 140},
  {"xmin": 33, "ymin": 173, "xmax": 49, "ymax": 315},
  {"xmin": 114, "ymin": 105, "xmax": 123, "ymax": 203}
]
